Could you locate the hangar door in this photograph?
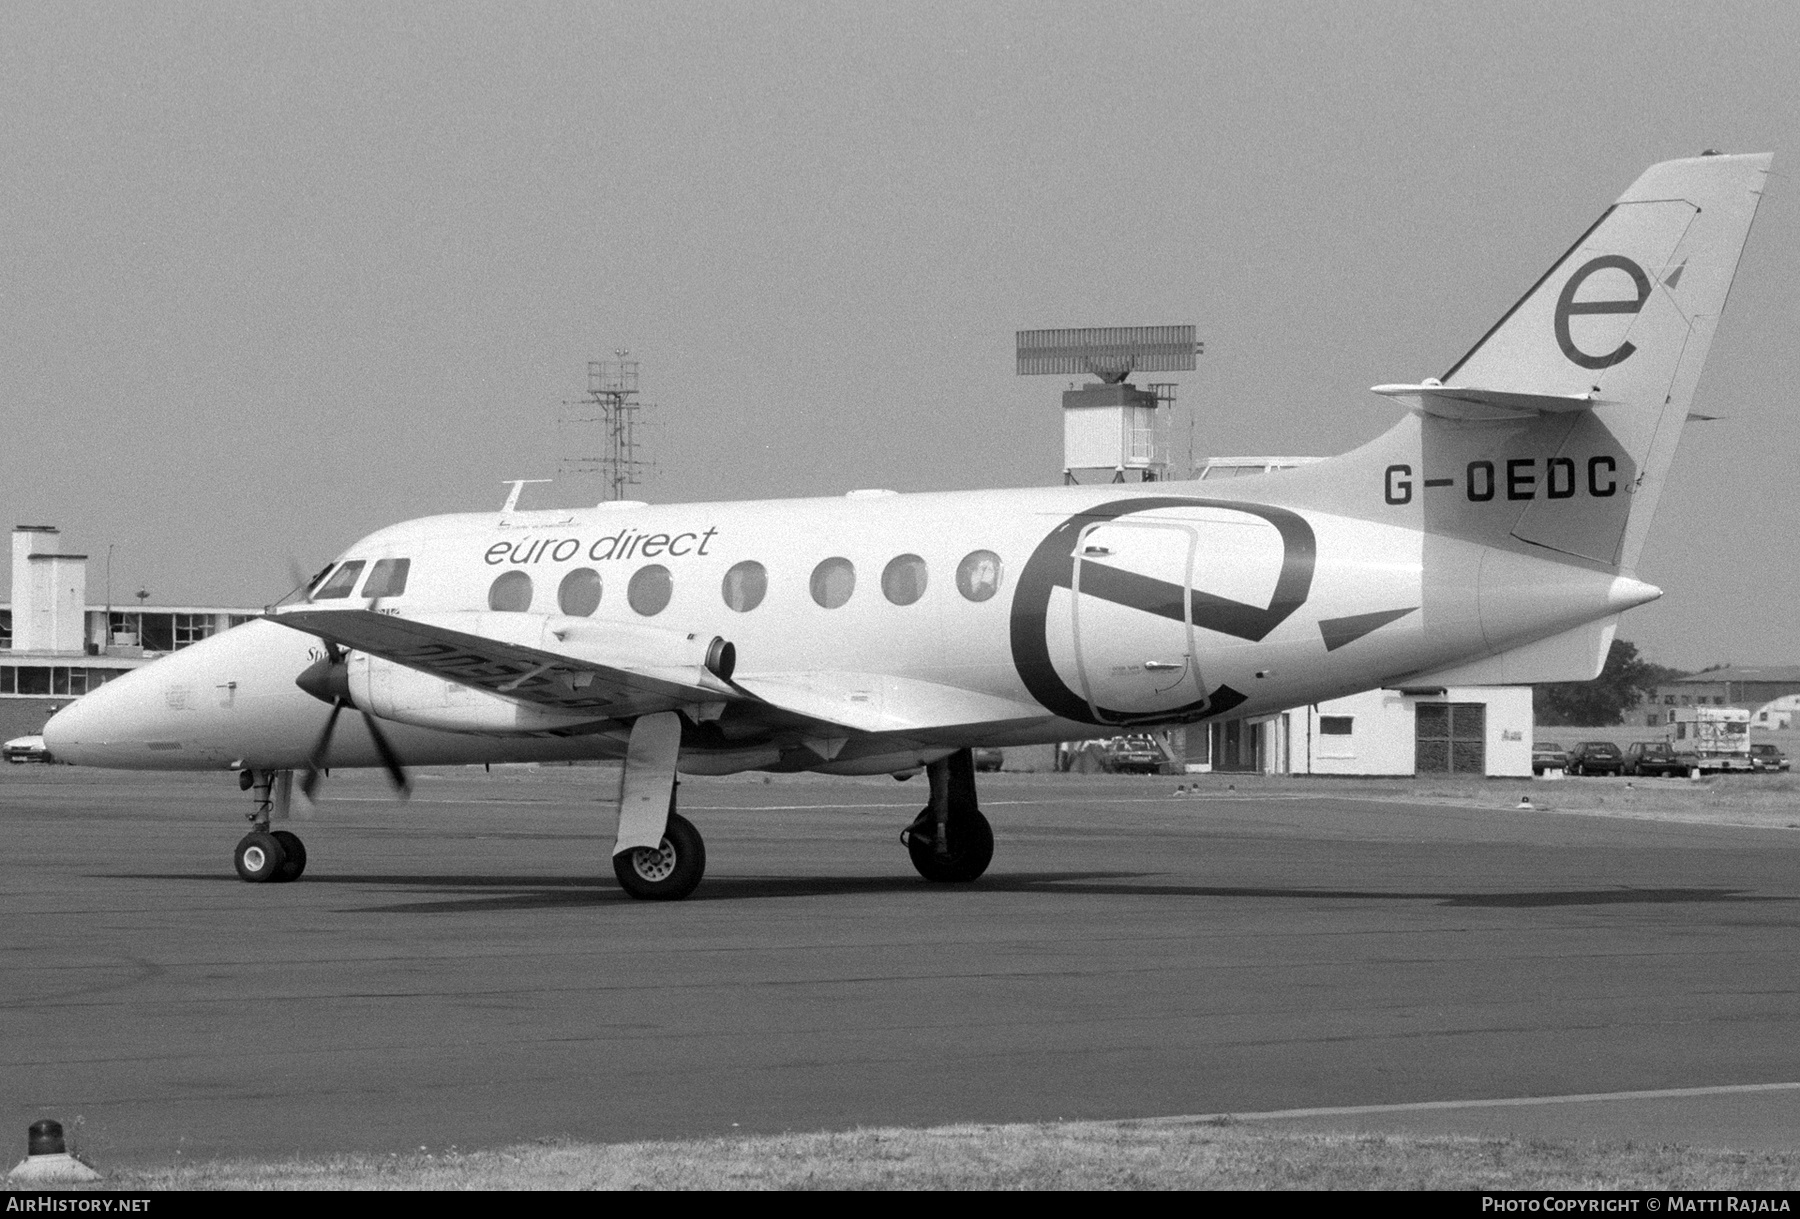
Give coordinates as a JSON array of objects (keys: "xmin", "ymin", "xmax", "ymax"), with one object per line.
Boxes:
[{"xmin": 1415, "ymin": 703, "xmax": 1485, "ymax": 775}]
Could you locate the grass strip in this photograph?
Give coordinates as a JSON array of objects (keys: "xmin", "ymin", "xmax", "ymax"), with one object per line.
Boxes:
[{"xmin": 64, "ymin": 1119, "xmax": 1800, "ymax": 1191}]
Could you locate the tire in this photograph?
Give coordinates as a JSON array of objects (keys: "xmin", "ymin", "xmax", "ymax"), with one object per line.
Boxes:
[
  {"xmin": 271, "ymin": 830, "xmax": 307, "ymax": 882},
  {"xmin": 906, "ymin": 808, "xmax": 994, "ymax": 883},
  {"xmin": 612, "ymin": 811, "xmax": 706, "ymax": 901},
  {"xmin": 234, "ymin": 831, "xmax": 286, "ymax": 884}
]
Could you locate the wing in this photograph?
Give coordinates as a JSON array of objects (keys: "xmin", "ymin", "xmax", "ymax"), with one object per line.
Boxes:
[
  {"xmin": 271, "ymin": 609, "xmax": 1051, "ymax": 741},
  {"xmin": 272, "ymin": 608, "xmax": 740, "ymax": 721}
]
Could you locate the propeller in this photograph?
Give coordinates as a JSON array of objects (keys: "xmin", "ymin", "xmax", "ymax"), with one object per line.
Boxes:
[
  {"xmin": 275, "ymin": 558, "xmax": 332, "ymax": 610},
  {"xmin": 294, "ymin": 639, "xmax": 411, "ymax": 800}
]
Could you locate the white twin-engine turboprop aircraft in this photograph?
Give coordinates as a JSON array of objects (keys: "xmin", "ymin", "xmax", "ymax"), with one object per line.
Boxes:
[{"xmin": 44, "ymin": 152, "xmax": 1770, "ymax": 900}]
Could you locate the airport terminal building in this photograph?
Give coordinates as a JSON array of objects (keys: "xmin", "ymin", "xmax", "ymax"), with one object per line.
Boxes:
[{"xmin": 0, "ymin": 526, "xmax": 259, "ymax": 741}]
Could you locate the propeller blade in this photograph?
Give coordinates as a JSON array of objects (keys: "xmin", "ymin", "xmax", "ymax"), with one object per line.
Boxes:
[
  {"xmin": 300, "ymin": 700, "xmax": 346, "ymax": 800},
  {"xmin": 359, "ymin": 708, "xmax": 411, "ymax": 798},
  {"xmin": 280, "ymin": 559, "xmax": 331, "ymax": 607}
]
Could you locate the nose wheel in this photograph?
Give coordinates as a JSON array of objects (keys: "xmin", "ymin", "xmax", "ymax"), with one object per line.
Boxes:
[{"xmin": 234, "ymin": 770, "xmax": 308, "ymax": 883}]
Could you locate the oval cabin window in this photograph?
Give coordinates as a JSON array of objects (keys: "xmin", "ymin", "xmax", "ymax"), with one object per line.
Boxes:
[
  {"xmin": 558, "ymin": 568, "xmax": 603, "ymax": 617},
  {"xmin": 810, "ymin": 558, "xmax": 855, "ymax": 609},
  {"xmin": 722, "ymin": 561, "xmax": 767, "ymax": 613},
  {"xmin": 488, "ymin": 570, "xmax": 533, "ymax": 612},
  {"xmin": 881, "ymin": 554, "xmax": 928, "ymax": 606},
  {"xmin": 956, "ymin": 550, "xmax": 1003, "ymax": 602},
  {"xmin": 628, "ymin": 565, "xmax": 673, "ymax": 616}
]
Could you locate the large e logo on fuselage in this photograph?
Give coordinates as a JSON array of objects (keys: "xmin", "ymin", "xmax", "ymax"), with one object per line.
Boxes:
[
  {"xmin": 1554, "ymin": 255, "xmax": 1651, "ymax": 370},
  {"xmin": 1008, "ymin": 497, "xmax": 1316, "ymax": 726}
]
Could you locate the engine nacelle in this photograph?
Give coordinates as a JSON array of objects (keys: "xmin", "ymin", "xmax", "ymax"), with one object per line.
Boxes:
[{"xmin": 344, "ymin": 654, "xmax": 604, "ymax": 735}]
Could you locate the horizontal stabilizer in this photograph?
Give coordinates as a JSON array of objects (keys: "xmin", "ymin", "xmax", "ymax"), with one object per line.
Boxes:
[
  {"xmin": 1371, "ymin": 383, "xmax": 1600, "ymax": 420},
  {"xmin": 1396, "ymin": 616, "xmax": 1618, "ymax": 687}
]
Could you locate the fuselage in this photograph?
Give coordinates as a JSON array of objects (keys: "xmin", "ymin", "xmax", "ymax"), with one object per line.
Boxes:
[{"xmin": 43, "ymin": 411, "xmax": 1657, "ymax": 777}]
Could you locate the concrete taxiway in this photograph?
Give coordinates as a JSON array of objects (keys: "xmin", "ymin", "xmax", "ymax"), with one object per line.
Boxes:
[{"xmin": 3, "ymin": 765, "xmax": 1799, "ymax": 1166}]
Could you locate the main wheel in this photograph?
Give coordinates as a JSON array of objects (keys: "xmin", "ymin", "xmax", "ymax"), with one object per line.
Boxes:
[
  {"xmin": 234, "ymin": 831, "xmax": 286, "ymax": 884},
  {"xmin": 905, "ymin": 808, "xmax": 994, "ymax": 883},
  {"xmin": 271, "ymin": 830, "xmax": 307, "ymax": 882},
  {"xmin": 613, "ymin": 811, "xmax": 706, "ymax": 901}
]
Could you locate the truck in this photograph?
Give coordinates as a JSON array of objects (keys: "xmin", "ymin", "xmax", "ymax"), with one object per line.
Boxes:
[{"xmin": 1668, "ymin": 707, "xmax": 1754, "ymax": 775}]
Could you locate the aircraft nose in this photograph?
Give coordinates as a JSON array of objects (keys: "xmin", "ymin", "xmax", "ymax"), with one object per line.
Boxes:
[
  {"xmin": 41, "ymin": 660, "xmax": 173, "ymax": 765},
  {"xmin": 42, "ymin": 686, "xmax": 106, "ymax": 762}
]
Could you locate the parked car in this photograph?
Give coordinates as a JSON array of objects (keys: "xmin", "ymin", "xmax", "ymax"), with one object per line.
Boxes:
[
  {"xmin": 1531, "ymin": 741, "xmax": 1569, "ymax": 775},
  {"xmin": 1566, "ymin": 740, "xmax": 1624, "ymax": 776},
  {"xmin": 1102, "ymin": 736, "xmax": 1165, "ymax": 775},
  {"xmin": 2, "ymin": 734, "xmax": 52, "ymax": 764},
  {"xmin": 1623, "ymin": 740, "xmax": 1688, "ymax": 778},
  {"xmin": 1749, "ymin": 743, "xmax": 1790, "ymax": 774},
  {"xmin": 972, "ymin": 747, "xmax": 1005, "ymax": 772}
]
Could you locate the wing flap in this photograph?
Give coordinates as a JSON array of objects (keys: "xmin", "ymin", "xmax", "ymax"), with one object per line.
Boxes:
[{"xmin": 732, "ymin": 670, "xmax": 1050, "ymax": 734}]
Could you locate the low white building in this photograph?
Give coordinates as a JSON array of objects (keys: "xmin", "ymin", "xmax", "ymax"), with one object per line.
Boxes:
[{"xmin": 1197, "ymin": 685, "xmax": 1534, "ymax": 777}]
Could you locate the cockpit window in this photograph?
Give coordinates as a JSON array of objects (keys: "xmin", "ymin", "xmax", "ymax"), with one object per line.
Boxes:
[
  {"xmin": 301, "ymin": 562, "xmax": 334, "ymax": 600},
  {"xmin": 313, "ymin": 561, "xmax": 366, "ymax": 600},
  {"xmin": 361, "ymin": 558, "xmax": 410, "ymax": 599}
]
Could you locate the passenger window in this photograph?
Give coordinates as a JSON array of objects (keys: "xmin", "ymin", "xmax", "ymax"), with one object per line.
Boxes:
[
  {"xmin": 881, "ymin": 554, "xmax": 928, "ymax": 606},
  {"xmin": 955, "ymin": 550, "xmax": 1003, "ymax": 602},
  {"xmin": 628, "ymin": 565, "xmax": 672, "ymax": 616},
  {"xmin": 313, "ymin": 561, "xmax": 366, "ymax": 600},
  {"xmin": 361, "ymin": 558, "xmax": 410, "ymax": 599},
  {"xmin": 810, "ymin": 558, "xmax": 855, "ymax": 609},
  {"xmin": 722, "ymin": 560, "xmax": 767, "ymax": 613},
  {"xmin": 558, "ymin": 568, "xmax": 602, "ymax": 617},
  {"xmin": 488, "ymin": 570, "xmax": 533, "ymax": 612}
]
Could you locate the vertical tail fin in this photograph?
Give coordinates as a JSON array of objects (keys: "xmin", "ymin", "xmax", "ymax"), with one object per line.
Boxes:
[{"xmin": 1437, "ymin": 152, "xmax": 1769, "ymax": 569}]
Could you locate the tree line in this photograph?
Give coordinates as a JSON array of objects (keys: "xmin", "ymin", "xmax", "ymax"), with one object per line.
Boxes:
[{"xmin": 1532, "ymin": 639, "xmax": 1687, "ymax": 727}]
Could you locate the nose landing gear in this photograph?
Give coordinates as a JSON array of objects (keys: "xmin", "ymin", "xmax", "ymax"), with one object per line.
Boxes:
[
  {"xmin": 234, "ymin": 770, "xmax": 307, "ymax": 883},
  {"xmin": 900, "ymin": 749, "xmax": 994, "ymax": 883}
]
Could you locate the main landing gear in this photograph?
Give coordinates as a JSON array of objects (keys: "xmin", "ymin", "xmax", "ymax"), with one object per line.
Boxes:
[
  {"xmin": 612, "ymin": 712, "xmax": 705, "ymax": 901},
  {"xmin": 234, "ymin": 769, "xmax": 307, "ymax": 884},
  {"xmin": 612, "ymin": 807, "xmax": 706, "ymax": 901},
  {"xmin": 900, "ymin": 748, "xmax": 994, "ymax": 884}
]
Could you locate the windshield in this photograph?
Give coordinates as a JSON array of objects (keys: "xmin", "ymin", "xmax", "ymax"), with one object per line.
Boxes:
[{"xmin": 312, "ymin": 561, "xmax": 366, "ymax": 600}]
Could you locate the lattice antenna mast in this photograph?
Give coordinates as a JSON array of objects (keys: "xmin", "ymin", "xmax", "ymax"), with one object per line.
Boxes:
[{"xmin": 562, "ymin": 351, "xmax": 656, "ymax": 500}]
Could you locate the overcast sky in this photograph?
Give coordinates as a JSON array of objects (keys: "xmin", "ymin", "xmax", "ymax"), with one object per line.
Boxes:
[{"xmin": 4, "ymin": 1, "xmax": 1796, "ymax": 671}]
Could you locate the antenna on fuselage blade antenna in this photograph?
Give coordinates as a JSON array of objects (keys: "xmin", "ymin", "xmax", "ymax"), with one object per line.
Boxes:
[
  {"xmin": 499, "ymin": 478, "xmax": 553, "ymax": 513},
  {"xmin": 1016, "ymin": 325, "xmax": 1203, "ymax": 485}
]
